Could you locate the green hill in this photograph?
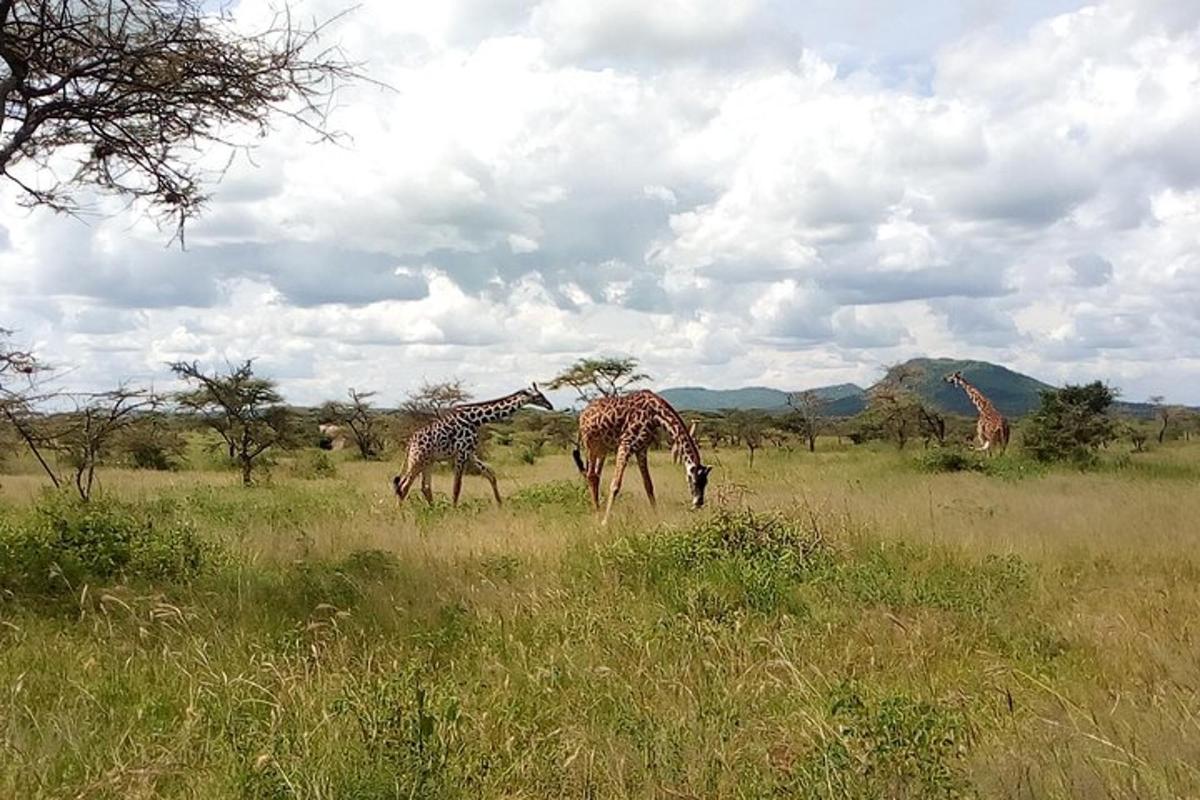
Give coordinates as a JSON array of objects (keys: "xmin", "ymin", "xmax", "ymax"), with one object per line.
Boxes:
[
  {"xmin": 662, "ymin": 359, "xmax": 1053, "ymax": 417},
  {"xmin": 659, "ymin": 383, "xmax": 865, "ymax": 413},
  {"xmin": 893, "ymin": 357, "xmax": 1054, "ymax": 417},
  {"xmin": 660, "ymin": 358, "xmax": 1184, "ymax": 418}
]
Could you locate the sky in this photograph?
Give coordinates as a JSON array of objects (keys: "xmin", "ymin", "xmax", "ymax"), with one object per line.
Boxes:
[{"xmin": 2, "ymin": 0, "xmax": 1199, "ymax": 406}]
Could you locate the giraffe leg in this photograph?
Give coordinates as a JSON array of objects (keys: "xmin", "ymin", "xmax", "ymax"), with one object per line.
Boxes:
[
  {"xmin": 451, "ymin": 463, "xmax": 465, "ymax": 507},
  {"xmin": 601, "ymin": 447, "xmax": 630, "ymax": 526},
  {"xmin": 586, "ymin": 455, "xmax": 605, "ymax": 511},
  {"xmin": 636, "ymin": 451, "xmax": 656, "ymax": 508},
  {"xmin": 420, "ymin": 467, "xmax": 434, "ymax": 504},
  {"xmin": 472, "ymin": 456, "xmax": 503, "ymax": 506}
]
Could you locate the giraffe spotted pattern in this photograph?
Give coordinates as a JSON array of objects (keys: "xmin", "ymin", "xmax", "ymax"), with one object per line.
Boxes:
[
  {"xmin": 572, "ymin": 389, "xmax": 712, "ymax": 525},
  {"xmin": 944, "ymin": 371, "xmax": 1010, "ymax": 455},
  {"xmin": 392, "ymin": 384, "xmax": 553, "ymax": 506}
]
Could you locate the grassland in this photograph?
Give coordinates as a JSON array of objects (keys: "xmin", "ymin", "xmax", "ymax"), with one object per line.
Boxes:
[{"xmin": 2, "ymin": 440, "xmax": 1200, "ymax": 798}]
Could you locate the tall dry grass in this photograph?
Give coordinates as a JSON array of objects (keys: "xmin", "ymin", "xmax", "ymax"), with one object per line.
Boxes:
[{"xmin": 1, "ymin": 440, "xmax": 1198, "ymax": 797}]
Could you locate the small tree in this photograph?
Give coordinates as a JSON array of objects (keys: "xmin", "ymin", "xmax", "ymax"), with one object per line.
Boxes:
[
  {"xmin": 547, "ymin": 356, "xmax": 649, "ymax": 403},
  {"xmin": 322, "ymin": 388, "xmax": 383, "ymax": 459},
  {"xmin": 1148, "ymin": 396, "xmax": 1185, "ymax": 444},
  {"xmin": 1023, "ymin": 382, "xmax": 1117, "ymax": 464},
  {"xmin": 0, "ymin": 327, "xmax": 63, "ymax": 484},
  {"xmin": 400, "ymin": 379, "xmax": 472, "ymax": 422},
  {"xmin": 170, "ymin": 360, "xmax": 291, "ymax": 485},
  {"xmin": 783, "ymin": 390, "xmax": 826, "ymax": 452},
  {"xmin": 115, "ymin": 411, "xmax": 187, "ymax": 470},
  {"xmin": 0, "ymin": 0, "xmax": 358, "ymax": 239},
  {"xmin": 57, "ymin": 388, "xmax": 163, "ymax": 500},
  {"xmin": 726, "ymin": 409, "xmax": 769, "ymax": 466}
]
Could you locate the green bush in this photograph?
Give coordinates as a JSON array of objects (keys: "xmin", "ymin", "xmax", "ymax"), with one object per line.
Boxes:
[
  {"xmin": 1023, "ymin": 382, "xmax": 1117, "ymax": 464},
  {"xmin": 508, "ymin": 480, "xmax": 590, "ymax": 512},
  {"xmin": 0, "ymin": 493, "xmax": 219, "ymax": 595},
  {"xmin": 603, "ymin": 509, "xmax": 838, "ymax": 615},
  {"xmin": 289, "ymin": 449, "xmax": 338, "ymax": 479}
]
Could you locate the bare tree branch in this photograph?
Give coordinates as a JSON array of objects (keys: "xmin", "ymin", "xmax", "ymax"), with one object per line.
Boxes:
[{"xmin": 1, "ymin": 0, "xmax": 365, "ymax": 242}]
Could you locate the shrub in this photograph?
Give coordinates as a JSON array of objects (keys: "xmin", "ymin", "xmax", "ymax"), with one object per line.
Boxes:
[
  {"xmin": 0, "ymin": 493, "xmax": 219, "ymax": 595},
  {"xmin": 1022, "ymin": 382, "xmax": 1117, "ymax": 464},
  {"xmin": 290, "ymin": 450, "xmax": 338, "ymax": 479},
  {"xmin": 508, "ymin": 480, "xmax": 590, "ymax": 512},
  {"xmin": 603, "ymin": 509, "xmax": 838, "ymax": 615}
]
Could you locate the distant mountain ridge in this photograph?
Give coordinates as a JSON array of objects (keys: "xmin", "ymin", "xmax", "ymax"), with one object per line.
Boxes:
[
  {"xmin": 658, "ymin": 383, "xmax": 863, "ymax": 413},
  {"xmin": 660, "ymin": 358, "xmax": 1174, "ymax": 418}
]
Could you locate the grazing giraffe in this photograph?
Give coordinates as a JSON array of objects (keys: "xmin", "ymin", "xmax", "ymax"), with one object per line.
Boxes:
[
  {"xmin": 944, "ymin": 371, "xmax": 1010, "ymax": 455},
  {"xmin": 671, "ymin": 419, "xmax": 698, "ymax": 464},
  {"xmin": 392, "ymin": 384, "xmax": 553, "ymax": 506},
  {"xmin": 572, "ymin": 390, "xmax": 712, "ymax": 525}
]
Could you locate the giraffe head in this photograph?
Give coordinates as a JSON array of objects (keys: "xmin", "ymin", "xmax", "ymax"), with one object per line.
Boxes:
[
  {"xmin": 521, "ymin": 382, "xmax": 554, "ymax": 411},
  {"xmin": 686, "ymin": 462, "xmax": 713, "ymax": 508},
  {"xmin": 944, "ymin": 370, "xmax": 965, "ymax": 387}
]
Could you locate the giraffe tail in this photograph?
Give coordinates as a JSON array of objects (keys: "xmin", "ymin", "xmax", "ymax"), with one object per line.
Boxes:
[
  {"xmin": 392, "ymin": 474, "xmax": 404, "ymax": 498},
  {"xmin": 571, "ymin": 445, "xmax": 586, "ymax": 474}
]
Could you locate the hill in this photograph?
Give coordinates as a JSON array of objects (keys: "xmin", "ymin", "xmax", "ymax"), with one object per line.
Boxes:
[
  {"xmin": 659, "ymin": 357, "xmax": 1134, "ymax": 418},
  {"xmin": 658, "ymin": 383, "xmax": 863, "ymax": 413}
]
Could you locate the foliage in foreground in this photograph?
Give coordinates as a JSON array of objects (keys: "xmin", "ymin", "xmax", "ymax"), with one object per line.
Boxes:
[{"xmin": 0, "ymin": 492, "xmax": 220, "ymax": 596}]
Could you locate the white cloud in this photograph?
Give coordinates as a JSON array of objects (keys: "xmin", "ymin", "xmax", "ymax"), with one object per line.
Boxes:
[{"xmin": 3, "ymin": 0, "xmax": 1200, "ymax": 403}]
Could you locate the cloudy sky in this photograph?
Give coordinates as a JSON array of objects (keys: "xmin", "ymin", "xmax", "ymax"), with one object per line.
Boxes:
[{"xmin": 2, "ymin": 0, "xmax": 1199, "ymax": 405}]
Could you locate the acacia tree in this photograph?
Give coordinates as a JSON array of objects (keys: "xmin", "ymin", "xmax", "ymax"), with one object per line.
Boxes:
[
  {"xmin": 322, "ymin": 388, "xmax": 383, "ymax": 459},
  {"xmin": 783, "ymin": 390, "xmax": 826, "ymax": 453},
  {"xmin": 0, "ymin": 326, "xmax": 61, "ymax": 482},
  {"xmin": 1148, "ymin": 396, "xmax": 1182, "ymax": 444},
  {"xmin": 726, "ymin": 409, "xmax": 769, "ymax": 466},
  {"xmin": 0, "ymin": 0, "xmax": 357, "ymax": 239},
  {"xmin": 171, "ymin": 360, "xmax": 291, "ymax": 485},
  {"xmin": 400, "ymin": 379, "xmax": 472, "ymax": 421},
  {"xmin": 1023, "ymin": 382, "xmax": 1117, "ymax": 464},
  {"xmin": 547, "ymin": 357, "xmax": 648, "ymax": 403},
  {"xmin": 51, "ymin": 388, "xmax": 162, "ymax": 500}
]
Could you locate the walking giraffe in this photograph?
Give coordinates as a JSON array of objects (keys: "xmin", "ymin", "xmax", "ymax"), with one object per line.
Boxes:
[
  {"xmin": 944, "ymin": 371, "xmax": 1010, "ymax": 455},
  {"xmin": 572, "ymin": 390, "xmax": 712, "ymax": 524},
  {"xmin": 392, "ymin": 384, "xmax": 552, "ymax": 506}
]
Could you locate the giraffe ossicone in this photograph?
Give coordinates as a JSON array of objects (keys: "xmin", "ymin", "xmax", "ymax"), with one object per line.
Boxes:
[
  {"xmin": 392, "ymin": 383, "xmax": 553, "ymax": 507},
  {"xmin": 572, "ymin": 389, "xmax": 712, "ymax": 525}
]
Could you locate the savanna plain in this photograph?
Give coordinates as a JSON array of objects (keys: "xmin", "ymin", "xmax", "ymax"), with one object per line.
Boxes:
[{"xmin": 3, "ymin": 439, "xmax": 1200, "ymax": 799}]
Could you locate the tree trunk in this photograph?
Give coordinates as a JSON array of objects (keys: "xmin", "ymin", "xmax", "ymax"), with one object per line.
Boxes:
[{"xmin": 241, "ymin": 456, "xmax": 253, "ymax": 486}]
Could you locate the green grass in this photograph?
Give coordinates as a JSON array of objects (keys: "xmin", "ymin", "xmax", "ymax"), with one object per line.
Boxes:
[{"xmin": 2, "ymin": 441, "xmax": 1200, "ymax": 797}]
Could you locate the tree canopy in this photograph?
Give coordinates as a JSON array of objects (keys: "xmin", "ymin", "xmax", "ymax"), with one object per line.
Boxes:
[
  {"xmin": 547, "ymin": 357, "xmax": 649, "ymax": 402},
  {"xmin": 1, "ymin": 0, "xmax": 356, "ymax": 239}
]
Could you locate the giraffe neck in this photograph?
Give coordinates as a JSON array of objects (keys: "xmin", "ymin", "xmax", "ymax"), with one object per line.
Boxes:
[
  {"xmin": 453, "ymin": 392, "xmax": 526, "ymax": 426},
  {"xmin": 645, "ymin": 394, "xmax": 702, "ymax": 466},
  {"xmin": 958, "ymin": 380, "xmax": 996, "ymax": 417}
]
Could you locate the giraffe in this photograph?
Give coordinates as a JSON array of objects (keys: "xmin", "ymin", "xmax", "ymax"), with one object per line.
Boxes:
[
  {"xmin": 944, "ymin": 371, "xmax": 1010, "ymax": 455},
  {"xmin": 671, "ymin": 419, "xmax": 698, "ymax": 464},
  {"xmin": 392, "ymin": 384, "xmax": 553, "ymax": 506},
  {"xmin": 572, "ymin": 390, "xmax": 712, "ymax": 525}
]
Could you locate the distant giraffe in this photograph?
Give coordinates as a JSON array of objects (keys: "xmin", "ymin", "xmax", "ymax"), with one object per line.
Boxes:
[
  {"xmin": 671, "ymin": 419, "xmax": 698, "ymax": 464},
  {"xmin": 944, "ymin": 371, "xmax": 1010, "ymax": 455},
  {"xmin": 572, "ymin": 390, "xmax": 712, "ymax": 525},
  {"xmin": 392, "ymin": 384, "xmax": 552, "ymax": 506}
]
